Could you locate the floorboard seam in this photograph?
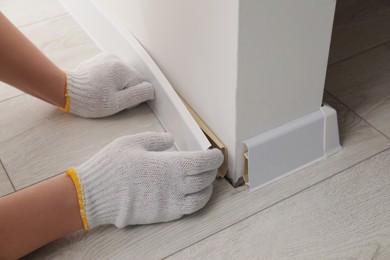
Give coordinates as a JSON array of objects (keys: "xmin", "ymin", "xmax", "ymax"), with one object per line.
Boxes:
[
  {"xmin": 0, "ymin": 158, "xmax": 16, "ymax": 192},
  {"xmin": 16, "ymin": 13, "xmax": 69, "ymax": 30},
  {"xmin": 328, "ymin": 40, "xmax": 390, "ymax": 67},
  {"xmin": 15, "ymin": 171, "xmax": 65, "ymax": 191},
  {"xmin": 0, "ymin": 92, "xmax": 25, "ymax": 104},
  {"xmin": 163, "ymin": 147, "xmax": 390, "ymax": 259},
  {"xmin": 324, "ymin": 90, "xmax": 390, "ymax": 140},
  {"xmin": 0, "ymin": 100, "xmax": 56, "ymax": 147}
]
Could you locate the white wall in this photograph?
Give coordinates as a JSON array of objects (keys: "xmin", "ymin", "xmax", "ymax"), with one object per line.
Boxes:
[
  {"xmin": 235, "ymin": 0, "xmax": 337, "ymax": 176},
  {"xmin": 93, "ymin": 0, "xmax": 240, "ymax": 178}
]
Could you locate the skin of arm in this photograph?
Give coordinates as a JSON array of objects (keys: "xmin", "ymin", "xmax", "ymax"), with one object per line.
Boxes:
[
  {"xmin": 0, "ymin": 11, "xmax": 82, "ymax": 259},
  {"xmin": 0, "ymin": 174, "xmax": 83, "ymax": 259},
  {"xmin": 0, "ymin": 11, "xmax": 66, "ymax": 108}
]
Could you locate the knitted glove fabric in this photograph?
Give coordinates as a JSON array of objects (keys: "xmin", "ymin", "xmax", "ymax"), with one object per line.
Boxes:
[
  {"xmin": 66, "ymin": 132, "xmax": 224, "ymax": 229},
  {"xmin": 64, "ymin": 53, "xmax": 154, "ymax": 118}
]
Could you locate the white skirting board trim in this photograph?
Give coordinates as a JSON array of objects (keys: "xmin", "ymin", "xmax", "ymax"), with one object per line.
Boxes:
[
  {"xmin": 57, "ymin": 0, "xmax": 211, "ymax": 151},
  {"xmin": 244, "ymin": 104, "xmax": 341, "ymax": 191}
]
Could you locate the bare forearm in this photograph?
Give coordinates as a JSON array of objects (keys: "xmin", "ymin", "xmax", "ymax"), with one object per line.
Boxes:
[
  {"xmin": 0, "ymin": 174, "xmax": 83, "ymax": 259},
  {"xmin": 0, "ymin": 12, "xmax": 66, "ymax": 107}
]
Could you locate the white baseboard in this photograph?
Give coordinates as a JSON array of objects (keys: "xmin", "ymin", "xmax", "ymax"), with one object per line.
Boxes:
[
  {"xmin": 244, "ymin": 104, "xmax": 341, "ymax": 191},
  {"xmin": 57, "ymin": 0, "xmax": 210, "ymax": 151}
]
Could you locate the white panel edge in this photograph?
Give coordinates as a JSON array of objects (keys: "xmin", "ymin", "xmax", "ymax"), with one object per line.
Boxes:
[
  {"xmin": 321, "ymin": 104, "xmax": 342, "ymax": 156},
  {"xmin": 244, "ymin": 105, "xmax": 341, "ymax": 191},
  {"xmin": 57, "ymin": 0, "xmax": 211, "ymax": 151}
]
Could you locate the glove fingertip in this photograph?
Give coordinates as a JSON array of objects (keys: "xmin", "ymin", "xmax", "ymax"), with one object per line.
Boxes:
[
  {"xmin": 117, "ymin": 82, "xmax": 155, "ymax": 109},
  {"xmin": 183, "ymin": 185, "xmax": 213, "ymax": 215},
  {"xmin": 206, "ymin": 148, "xmax": 225, "ymax": 169},
  {"xmin": 136, "ymin": 132, "xmax": 174, "ymax": 151},
  {"xmin": 154, "ymin": 132, "xmax": 174, "ymax": 151}
]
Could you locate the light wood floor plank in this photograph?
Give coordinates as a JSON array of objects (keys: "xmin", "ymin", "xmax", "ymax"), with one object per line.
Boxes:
[
  {"xmin": 0, "ymin": 103, "xmax": 164, "ymax": 190},
  {"xmin": 328, "ymin": 0, "xmax": 390, "ymax": 64},
  {"xmin": 169, "ymin": 148, "xmax": 390, "ymax": 260},
  {"xmin": 24, "ymin": 94, "xmax": 390, "ymax": 259},
  {"xmin": 0, "ymin": 0, "xmax": 67, "ymax": 28},
  {"xmin": 0, "ymin": 83, "xmax": 23, "ymax": 102},
  {"xmin": 19, "ymin": 15, "xmax": 101, "ymax": 70},
  {"xmin": 0, "ymin": 94, "xmax": 55, "ymax": 144},
  {"xmin": 326, "ymin": 44, "xmax": 390, "ymax": 138},
  {"xmin": 0, "ymin": 160, "xmax": 14, "ymax": 197}
]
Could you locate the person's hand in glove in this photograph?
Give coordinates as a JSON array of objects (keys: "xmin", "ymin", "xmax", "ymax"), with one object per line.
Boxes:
[
  {"xmin": 63, "ymin": 53, "xmax": 154, "ymax": 118},
  {"xmin": 65, "ymin": 132, "xmax": 224, "ymax": 229}
]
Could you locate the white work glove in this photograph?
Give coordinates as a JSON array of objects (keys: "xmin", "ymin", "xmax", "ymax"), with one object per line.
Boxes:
[
  {"xmin": 64, "ymin": 54, "xmax": 154, "ymax": 118},
  {"xmin": 65, "ymin": 132, "xmax": 224, "ymax": 229}
]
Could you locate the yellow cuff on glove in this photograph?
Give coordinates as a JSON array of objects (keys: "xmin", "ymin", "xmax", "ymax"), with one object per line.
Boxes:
[
  {"xmin": 61, "ymin": 74, "xmax": 70, "ymax": 113},
  {"xmin": 65, "ymin": 168, "xmax": 90, "ymax": 230}
]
